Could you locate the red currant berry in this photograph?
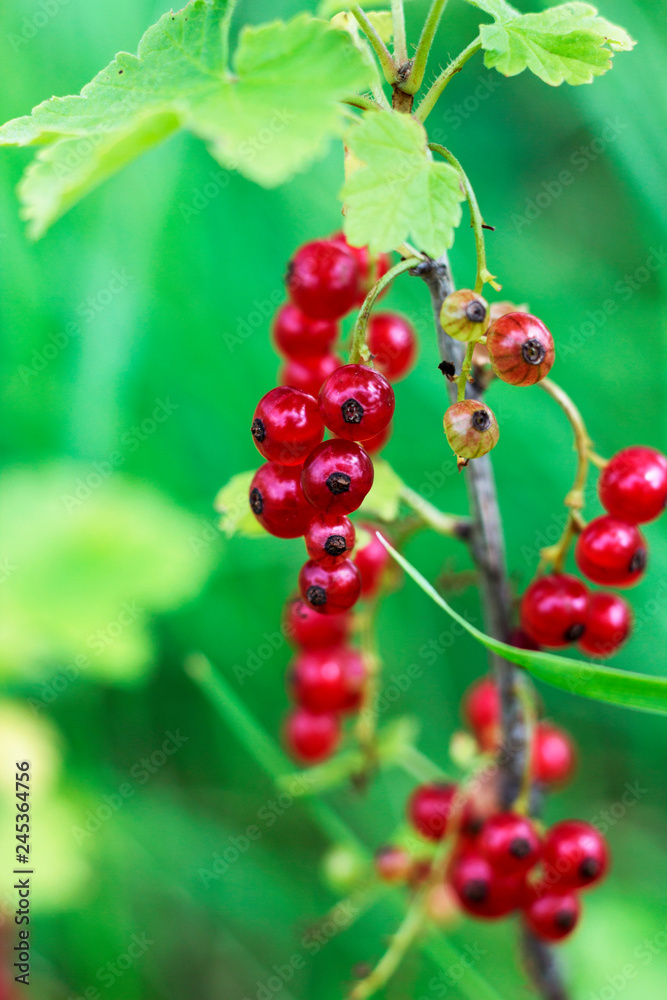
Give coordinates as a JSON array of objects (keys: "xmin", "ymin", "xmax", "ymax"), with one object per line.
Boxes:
[
  {"xmin": 478, "ymin": 812, "xmax": 541, "ymax": 876},
  {"xmin": 284, "ymin": 599, "xmax": 350, "ymax": 649},
  {"xmin": 462, "ymin": 676, "xmax": 500, "ymax": 752},
  {"xmin": 367, "ymin": 313, "xmax": 417, "ymax": 382},
  {"xmin": 249, "ymin": 463, "xmax": 313, "ymax": 539},
  {"xmin": 542, "ymin": 820, "xmax": 609, "ymax": 890},
  {"xmin": 443, "ymin": 400, "xmax": 499, "ymax": 461},
  {"xmin": 520, "ymin": 574, "xmax": 589, "ymax": 647},
  {"xmin": 575, "ymin": 515, "xmax": 647, "ymax": 587},
  {"xmin": 354, "ymin": 527, "xmax": 391, "ymax": 598},
  {"xmin": 331, "ymin": 232, "xmax": 390, "ymax": 305},
  {"xmin": 301, "ymin": 439, "xmax": 374, "ymax": 514},
  {"xmin": 374, "ymin": 845, "xmax": 412, "ymax": 883},
  {"xmin": 299, "ymin": 558, "xmax": 361, "ymax": 615},
  {"xmin": 362, "ymin": 422, "xmax": 393, "ymax": 455},
  {"xmin": 523, "ymin": 888, "xmax": 581, "ymax": 942},
  {"xmin": 318, "ymin": 364, "xmax": 395, "ymax": 442},
  {"xmin": 531, "ymin": 722, "xmax": 576, "ymax": 786},
  {"xmin": 508, "ymin": 628, "xmax": 541, "ymax": 651},
  {"xmin": 285, "ymin": 707, "xmax": 340, "ymax": 763},
  {"xmin": 409, "ymin": 783, "xmax": 458, "ymax": 841},
  {"xmin": 486, "ymin": 312, "xmax": 555, "ymax": 386},
  {"xmin": 577, "ymin": 591, "xmax": 632, "ymax": 658},
  {"xmin": 305, "ymin": 513, "xmax": 356, "ymax": 562},
  {"xmin": 450, "ymin": 852, "xmax": 524, "ymax": 919},
  {"xmin": 280, "ymin": 354, "xmax": 343, "ymax": 399},
  {"xmin": 272, "ymin": 303, "xmax": 338, "ymax": 360},
  {"xmin": 287, "ymin": 240, "xmax": 359, "ymax": 321},
  {"xmin": 290, "ymin": 645, "xmax": 366, "ymax": 713},
  {"xmin": 599, "ymin": 446, "xmax": 667, "ymax": 524},
  {"xmin": 251, "ymin": 386, "xmax": 324, "ymax": 466}
]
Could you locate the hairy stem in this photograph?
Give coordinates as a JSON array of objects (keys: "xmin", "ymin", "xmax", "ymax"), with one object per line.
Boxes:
[
  {"xmin": 349, "ymin": 256, "xmax": 422, "ymax": 363},
  {"xmin": 390, "ymin": 0, "xmax": 408, "ymax": 65},
  {"xmin": 402, "ymin": 0, "xmax": 450, "ymax": 94},
  {"xmin": 351, "ymin": 5, "xmax": 397, "ymax": 84},
  {"xmin": 415, "ymin": 37, "xmax": 482, "ymax": 122}
]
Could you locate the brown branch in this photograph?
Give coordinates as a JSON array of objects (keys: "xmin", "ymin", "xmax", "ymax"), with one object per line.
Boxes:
[{"xmin": 412, "ymin": 254, "xmax": 570, "ymax": 1000}]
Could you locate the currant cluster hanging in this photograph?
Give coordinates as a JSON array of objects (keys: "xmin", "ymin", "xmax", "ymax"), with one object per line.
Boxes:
[{"xmin": 247, "ymin": 235, "xmax": 416, "ymax": 762}]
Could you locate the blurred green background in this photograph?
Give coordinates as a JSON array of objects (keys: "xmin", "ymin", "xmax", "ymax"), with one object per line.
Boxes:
[{"xmin": 1, "ymin": 0, "xmax": 666, "ymax": 997}]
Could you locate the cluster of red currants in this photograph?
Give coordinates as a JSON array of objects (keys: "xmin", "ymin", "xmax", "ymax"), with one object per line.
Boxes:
[
  {"xmin": 520, "ymin": 446, "xmax": 667, "ymax": 657},
  {"xmin": 375, "ymin": 676, "xmax": 606, "ymax": 942},
  {"xmin": 247, "ymin": 235, "xmax": 417, "ymax": 760}
]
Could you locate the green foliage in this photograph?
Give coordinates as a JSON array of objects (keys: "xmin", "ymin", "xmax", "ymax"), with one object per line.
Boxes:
[
  {"xmin": 341, "ymin": 110, "xmax": 465, "ymax": 254},
  {"xmin": 0, "ymin": 0, "xmax": 372, "ymax": 235},
  {"xmin": 466, "ymin": 1, "xmax": 635, "ymax": 85},
  {"xmin": 214, "ymin": 470, "xmax": 265, "ymax": 538}
]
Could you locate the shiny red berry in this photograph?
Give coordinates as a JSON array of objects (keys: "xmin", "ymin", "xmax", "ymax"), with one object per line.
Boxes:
[
  {"xmin": 575, "ymin": 515, "xmax": 647, "ymax": 587},
  {"xmin": 367, "ymin": 313, "xmax": 417, "ymax": 382},
  {"xmin": 354, "ymin": 528, "xmax": 391, "ymax": 598},
  {"xmin": 251, "ymin": 386, "xmax": 324, "ymax": 466},
  {"xmin": 531, "ymin": 722, "xmax": 576, "ymax": 786},
  {"xmin": 409, "ymin": 783, "xmax": 458, "ymax": 841},
  {"xmin": 331, "ymin": 232, "xmax": 390, "ymax": 305},
  {"xmin": 305, "ymin": 513, "xmax": 356, "ymax": 562},
  {"xmin": 374, "ymin": 846, "xmax": 412, "ymax": 883},
  {"xmin": 508, "ymin": 628, "xmax": 541, "ymax": 651},
  {"xmin": 287, "ymin": 240, "xmax": 359, "ymax": 321},
  {"xmin": 523, "ymin": 888, "xmax": 581, "ymax": 942},
  {"xmin": 599, "ymin": 446, "xmax": 667, "ymax": 524},
  {"xmin": 462, "ymin": 677, "xmax": 500, "ymax": 752},
  {"xmin": 249, "ymin": 463, "xmax": 313, "ymax": 539},
  {"xmin": 450, "ymin": 852, "xmax": 524, "ymax": 919},
  {"xmin": 272, "ymin": 303, "xmax": 338, "ymax": 359},
  {"xmin": 299, "ymin": 558, "xmax": 361, "ymax": 615},
  {"xmin": 301, "ymin": 439, "xmax": 374, "ymax": 514},
  {"xmin": 285, "ymin": 707, "xmax": 340, "ymax": 763},
  {"xmin": 541, "ymin": 820, "xmax": 609, "ymax": 890},
  {"xmin": 279, "ymin": 354, "xmax": 343, "ymax": 399},
  {"xmin": 362, "ymin": 422, "xmax": 393, "ymax": 455},
  {"xmin": 290, "ymin": 646, "xmax": 366, "ymax": 712},
  {"xmin": 319, "ymin": 364, "xmax": 394, "ymax": 442},
  {"xmin": 284, "ymin": 599, "xmax": 350, "ymax": 649},
  {"xmin": 486, "ymin": 312, "xmax": 555, "ymax": 386},
  {"xmin": 577, "ymin": 591, "xmax": 632, "ymax": 657},
  {"xmin": 520, "ymin": 574, "xmax": 589, "ymax": 647},
  {"xmin": 478, "ymin": 812, "xmax": 541, "ymax": 876}
]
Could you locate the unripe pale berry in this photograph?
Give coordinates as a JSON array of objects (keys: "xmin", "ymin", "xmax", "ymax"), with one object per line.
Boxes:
[
  {"xmin": 299, "ymin": 558, "xmax": 362, "ymax": 614},
  {"xmin": 301, "ymin": 439, "xmax": 374, "ymax": 514},
  {"xmin": 577, "ymin": 591, "xmax": 632, "ymax": 657},
  {"xmin": 598, "ymin": 446, "xmax": 667, "ymax": 524},
  {"xmin": 249, "ymin": 463, "xmax": 313, "ymax": 539},
  {"xmin": 440, "ymin": 290, "xmax": 489, "ymax": 342},
  {"xmin": 251, "ymin": 386, "xmax": 324, "ymax": 465},
  {"xmin": 575, "ymin": 515, "xmax": 647, "ymax": 587},
  {"xmin": 486, "ymin": 312, "xmax": 554, "ymax": 386},
  {"xmin": 443, "ymin": 400, "xmax": 499, "ymax": 461},
  {"xmin": 287, "ymin": 240, "xmax": 359, "ymax": 320},
  {"xmin": 318, "ymin": 364, "xmax": 395, "ymax": 442}
]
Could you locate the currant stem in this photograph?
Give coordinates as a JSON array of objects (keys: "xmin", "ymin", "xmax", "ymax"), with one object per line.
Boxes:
[
  {"xmin": 351, "ymin": 6, "xmax": 397, "ymax": 84},
  {"xmin": 390, "ymin": 0, "xmax": 408, "ymax": 65},
  {"xmin": 348, "ymin": 902, "xmax": 426, "ymax": 1000},
  {"xmin": 349, "ymin": 256, "xmax": 422, "ymax": 364},
  {"xmin": 456, "ymin": 342, "xmax": 476, "ymax": 402},
  {"xmin": 402, "ymin": 0, "xmax": 450, "ymax": 95},
  {"xmin": 429, "ymin": 143, "xmax": 491, "ymax": 294},
  {"xmin": 399, "ymin": 483, "xmax": 471, "ymax": 538},
  {"xmin": 415, "ymin": 37, "xmax": 482, "ymax": 122}
]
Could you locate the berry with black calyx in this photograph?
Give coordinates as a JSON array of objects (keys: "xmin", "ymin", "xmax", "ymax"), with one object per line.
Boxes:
[
  {"xmin": 319, "ymin": 364, "xmax": 394, "ymax": 442},
  {"xmin": 301, "ymin": 439, "xmax": 374, "ymax": 514},
  {"xmin": 251, "ymin": 386, "xmax": 324, "ymax": 465},
  {"xmin": 443, "ymin": 400, "xmax": 499, "ymax": 461},
  {"xmin": 450, "ymin": 852, "xmax": 525, "ymax": 919},
  {"xmin": 286, "ymin": 239, "xmax": 359, "ymax": 320},
  {"xmin": 519, "ymin": 574, "xmax": 589, "ymax": 647},
  {"xmin": 577, "ymin": 591, "xmax": 632, "ymax": 657},
  {"xmin": 522, "ymin": 887, "xmax": 581, "ymax": 942},
  {"xmin": 575, "ymin": 515, "xmax": 647, "ymax": 587},
  {"xmin": 248, "ymin": 462, "xmax": 313, "ymax": 538},
  {"xmin": 478, "ymin": 812, "xmax": 541, "ymax": 876},
  {"xmin": 305, "ymin": 513, "xmax": 356, "ymax": 563},
  {"xmin": 298, "ymin": 558, "xmax": 362, "ymax": 614},
  {"xmin": 486, "ymin": 312, "xmax": 554, "ymax": 386},
  {"xmin": 541, "ymin": 820, "xmax": 609, "ymax": 890},
  {"xmin": 440, "ymin": 290, "xmax": 489, "ymax": 342}
]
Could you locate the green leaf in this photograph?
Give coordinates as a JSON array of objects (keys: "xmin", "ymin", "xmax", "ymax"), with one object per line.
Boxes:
[
  {"xmin": 214, "ymin": 471, "xmax": 265, "ymax": 538},
  {"xmin": 341, "ymin": 110, "xmax": 465, "ymax": 255},
  {"xmin": 468, "ymin": 2, "xmax": 635, "ymax": 86},
  {"xmin": 0, "ymin": 1, "xmax": 372, "ymax": 236},
  {"xmin": 357, "ymin": 458, "xmax": 405, "ymax": 522},
  {"xmin": 379, "ymin": 534, "xmax": 667, "ymax": 716}
]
